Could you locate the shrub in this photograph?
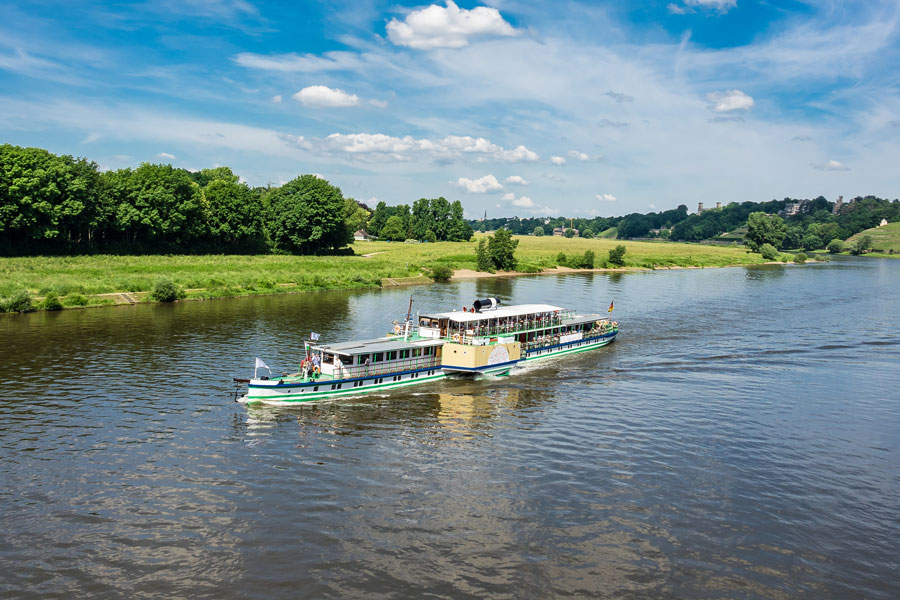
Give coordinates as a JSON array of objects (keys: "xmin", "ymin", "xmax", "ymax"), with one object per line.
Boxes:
[
  {"xmin": 475, "ymin": 239, "xmax": 493, "ymax": 272},
  {"xmin": 556, "ymin": 252, "xmax": 567, "ymax": 266},
  {"xmin": 759, "ymin": 243, "xmax": 778, "ymax": 260},
  {"xmin": 827, "ymin": 239, "xmax": 844, "ymax": 254},
  {"xmin": 42, "ymin": 292, "xmax": 63, "ymax": 311},
  {"xmin": 426, "ymin": 264, "xmax": 453, "ymax": 282},
  {"xmin": 533, "ymin": 226, "xmax": 544, "ymax": 237},
  {"xmin": 424, "ymin": 229, "xmax": 437, "ymax": 243},
  {"xmin": 850, "ymin": 234, "xmax": 873, "ymax": 255},
  {"xmin": 150, "ymin": 278, "xmax": 186, "ymax": 302},
  {"xmin": 794, "ymin": 252, "xmax": 808, "ymax": 264},
  {"xmin": 564, "ymin": 228, "xmax": 575, "ymax": 238},
  {"xmin": 64, "ymin": 293, "xmax": 89, "ymax": 307},
  {"xmin": 3, "ymin": 289, "xmax": 35, "ymax": 313},
  {"xmin": 608, "ymin": 245, "xmax": 627, "ymax": 267},
  {"xmin": 573, "ymin": 250, "xmax": 595, "ymax": 268},
  {"xmin": 581, "ymin": 229, "xmax": 594, "ymax": 239}
]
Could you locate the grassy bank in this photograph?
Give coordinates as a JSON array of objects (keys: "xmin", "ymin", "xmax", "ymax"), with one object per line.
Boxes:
[
  {"xmin": 845, "ymin": 222, "xmax": 900, "ymax": 257},
  {"xmin": 1, "ymin": 235, "xmax": 775, "ymax": 312}
]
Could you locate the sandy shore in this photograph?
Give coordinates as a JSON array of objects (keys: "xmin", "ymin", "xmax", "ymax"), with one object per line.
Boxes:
[{"xmin": 450, "ymin": 261, "xmax": 806, "ymax": 280}]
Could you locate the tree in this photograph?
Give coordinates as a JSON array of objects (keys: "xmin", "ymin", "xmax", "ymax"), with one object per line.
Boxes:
[
  {"xmin": 487, "ymin": 228, "xmax": 519, "ymax": 270},
  {"xmin": 827, "ymin": 239, "xmax": 845, "ymax": 254},
  {"xmin": 581, "ymin": 228, "xmax": 594, "ymax": 239},
  {"xmin": 475, "ymin": 239, "xmax": 493, "ymax": 272},
  {"xmin": 343, "ymin": 197, "xmax": 370, "ymax": 237},
  {"xmin": 380, "ymin": 215, "xmax": 407, "ymax": 241},
  {"xmin": 850, "ymin": 234, "xmax": 873, "ymax": 255},
  {"xmin": 564, "ymin": 228, "xmax": 575, "ymax": 238},
  {"xmin": 533, "ymin": 226, "xmax": 544, "ymax": 236},
  {"xmin": 746, "ymin": 212, "xmax": 787, "ymax": 251},
  {"xmin": 266, "ymin": 174, "xmax": 351, "ymax": 253},
  {"xmin": 801, "ymin": 231, "xmax": 823, "ymax": 251},
  {"xmin": 608, "ymin": 244, "xmax": 627, "ymax": 266},
  {"xmin": 204, "ymin": 178, "xmax": 266, "ymax": 250}
]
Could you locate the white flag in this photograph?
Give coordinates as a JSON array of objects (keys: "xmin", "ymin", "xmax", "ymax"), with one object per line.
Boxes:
[
  {"xmin": 310, "ymin": 332, "xmax": 321, "ymax": 341},
  {"xmin": 255, "ymin": 357, "xmax": 270, "ymax": 371}
]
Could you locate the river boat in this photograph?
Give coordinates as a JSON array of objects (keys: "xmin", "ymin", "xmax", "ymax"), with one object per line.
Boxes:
[{"xmin": 236, "ymin": 297, "xmax": 617, "ymax": 404}]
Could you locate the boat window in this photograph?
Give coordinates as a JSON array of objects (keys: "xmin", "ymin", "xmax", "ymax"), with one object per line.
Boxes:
[
  {"xmin": 374, "ymin": 352, "xmax": 384, "ymax": 362},
  {"xmin": 357, "ymin": 354, "xmax": 368, "ymax": 365},
  {"xmin": 412, "ymin": 348, "xmax": 421, "ymax": 357},
  {"xmin": 387, "ymin": 351, "xmax": 397, "ymax": 361},
  {"xmin": 400, "ymin": 350, "xmax": 409, "ymax": 359},
  {"xmin": 324, "ymin": 353, "xmax": 334, "ymax": 364}
]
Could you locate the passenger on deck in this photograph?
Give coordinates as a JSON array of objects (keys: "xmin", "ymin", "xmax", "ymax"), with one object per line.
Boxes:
[{"xmin": 364, "ymin": 356, "xmax": 371, "ymax": 375}]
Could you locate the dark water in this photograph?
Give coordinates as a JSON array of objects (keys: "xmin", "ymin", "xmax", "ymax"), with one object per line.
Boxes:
[{"xmin": 2, "ymin": 257, "xmax": 898, "ymax": 599}]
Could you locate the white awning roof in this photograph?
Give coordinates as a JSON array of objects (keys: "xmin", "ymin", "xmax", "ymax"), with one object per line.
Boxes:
[{"xmin": 421, "ymin": 303, "xmax": 564, "ymax": 323}]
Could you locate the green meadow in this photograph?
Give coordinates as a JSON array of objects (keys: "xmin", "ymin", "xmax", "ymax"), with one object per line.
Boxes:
[{"xmin": 0, "ymin": 235, "xmax": 774, "ymax": 311}]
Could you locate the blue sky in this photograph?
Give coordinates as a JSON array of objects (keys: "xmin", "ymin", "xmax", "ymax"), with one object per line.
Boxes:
[{"xmin": 2, "ymin": 0, "xmax": 899, "ymax": 218}]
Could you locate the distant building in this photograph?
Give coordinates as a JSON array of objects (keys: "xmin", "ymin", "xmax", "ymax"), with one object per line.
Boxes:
[
  {"xmin": 832, "ymin": 195, "xmax": 844, "ymax": 215},
  {"xmin": 353, "ymin": 229, "xmax": 373, "ymax": 241},
  {"xmin": 552, "ymin": 227, "xmax": 579, "ymax": 236},
  {"xmin": 716, "ymin": 202, "xmax": 722, "ymax": 210},
  {"xmin": 879, "ymin": 218, "xmax": 889, "ymax": 227},
  {"xmin": 697, "ymin": 202, "xmax": 705, "ymax": 214},
  {"xmin": 781, "ymin": 199, "xmax": 814, "ymax": 217}
]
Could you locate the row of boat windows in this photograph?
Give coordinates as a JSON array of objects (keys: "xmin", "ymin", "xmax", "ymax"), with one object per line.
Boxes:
[
  {"xmin": 324, "ymin": 346, "xmax": 437, "ymax": 366},
  {"xmin": 287, "ymin": 370, "xmax": 439, "ymax": 393}
]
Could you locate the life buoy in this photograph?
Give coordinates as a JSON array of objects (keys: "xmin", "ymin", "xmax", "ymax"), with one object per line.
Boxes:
[{"xmin": 453, "ymin": 333, "xmax": 461, "ymax": 342}]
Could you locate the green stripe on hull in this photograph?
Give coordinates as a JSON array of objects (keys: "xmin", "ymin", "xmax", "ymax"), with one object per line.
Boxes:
[
  {"xmin": 247, "ymin": 373, "xmax": 447, "ymax": 403},
  {"xmin": 524, "ymin": 338, "xmax": 614, "ymax": 362}
]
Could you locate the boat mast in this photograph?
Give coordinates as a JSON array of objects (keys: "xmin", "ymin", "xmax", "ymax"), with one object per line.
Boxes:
[{"xmin": 404, "ymin": 295, "xmax": 413, "ymax": 340}]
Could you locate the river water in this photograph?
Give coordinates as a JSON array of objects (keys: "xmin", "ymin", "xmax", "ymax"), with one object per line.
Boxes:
[{"xmin": 1, "ymin": 257, "xmax": 898, "ymax": 599}]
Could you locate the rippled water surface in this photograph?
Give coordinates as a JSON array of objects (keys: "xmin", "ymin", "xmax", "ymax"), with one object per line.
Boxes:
[{"xmin": 2, "ymin": 257, "xmax": 898, "ymax": 599}]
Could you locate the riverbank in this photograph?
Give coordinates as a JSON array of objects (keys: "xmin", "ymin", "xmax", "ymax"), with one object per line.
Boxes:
[{"xmin": 0, "ymin": 236, "xmax": 799, "ymax": 313}]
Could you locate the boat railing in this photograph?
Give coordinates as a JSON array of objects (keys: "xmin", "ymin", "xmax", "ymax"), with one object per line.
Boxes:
[
  {"xmin": 452, "ymin": 310, "xmax": 587, "ymax": 341},
  {"xmin": 332, "ymin": 356, "xmax": 443, "ymax": 381}
]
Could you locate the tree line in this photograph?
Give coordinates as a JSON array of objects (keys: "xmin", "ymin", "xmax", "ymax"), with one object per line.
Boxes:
[{"xmin": 0, "ymin": 144, "xmax": 469, "ymax": 255}]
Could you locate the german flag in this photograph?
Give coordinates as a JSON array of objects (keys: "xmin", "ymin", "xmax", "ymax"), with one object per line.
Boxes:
[{"xmin": 608, "ymin": 301, "xmax": 614, "ymax": 313}]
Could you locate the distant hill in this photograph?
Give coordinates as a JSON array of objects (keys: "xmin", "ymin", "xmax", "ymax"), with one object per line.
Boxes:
[
  {"xmin": 597, "ymin": 227, "xmax": 618, "ymax": 239},
  {"xmin": 847, "ymin": 221, "xmax": 900, "ymax": 254}
]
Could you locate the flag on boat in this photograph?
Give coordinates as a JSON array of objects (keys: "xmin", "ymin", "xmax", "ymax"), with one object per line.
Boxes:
[
  {"xmin": 608, "ymin": 301, "xmax": 614, "ymax": 313},
  {"xmin": 310, "ymin": 331, "xmax": 321, "ymax": 341},
  {"xmin": 255, "ymin": 357, "xmax": 270, "ymax": 371}
]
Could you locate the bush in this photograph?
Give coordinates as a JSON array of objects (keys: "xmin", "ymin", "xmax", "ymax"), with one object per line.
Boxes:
[
  {"xmin": 475, "ymin": 239, "xmax": 493, "ymax": 272},
  {"xmin": 556, "ymin": 252, "xmax": 567, "ymax": 266},
  {"xmin": 564, "ymin": 228, "xmax": 576, "ymax": 238},
  {"xmin": 581, "ymin": 229, "xmax": 594, "ymax": 239},
  {"xmin": 64, "ymin": 293, "xmax": 89, "ymax": 307},
  {"xmin": 426, "ymin": 264, "xmax": 453, "ymax": 282},
  {"xmin": 2, "ymin": 289, "xmax": 34, "ymax": 313},
  {"xmin": 42, "ymin": 292, "xmax": 63, "ymax": 311},
  {"xmin": 850, "ymin": 234, "xmax": 873, "ymax": 255},
  {"xmin": 424, "ymin": 229, "xmax": 437, "ymax": 243},
  {"xmin": 533, "ymin": 226, "xmax": 544, "ymax": 237},
  {"xmin": 572, "ymin": 250, "xmax": 595, "ymax": 269},
  {"xmin": 608, "ymin": 245, "xmax": 627, "ymax": 267},
  {"xmin": 150, "ymin": 278, "xmax": 186, "ymax": 302},
  {"xmin": 759, "ymin": 243, "xmax": 779, "ymax": 260},
  {"xmin": 827, "ymin": 239, "xmax": 844, "ymax": 254},
  {"xmin": 794, "ymin": 252, "xmax": 808, "ymax": 264}
]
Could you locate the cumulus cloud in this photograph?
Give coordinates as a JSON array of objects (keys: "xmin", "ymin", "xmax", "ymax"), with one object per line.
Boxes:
[
  {"xmin": 502, "ymin": 194, "xmax": 558, "ymax": 215},
  {"xmin": 316, "ymin": 133, "xmax": 539, "ymax": 163},
  {"xmin": 293, "ymin": 85, "xmax": 359, "ymax": 107},
  {"xmin": 512, "ymin": 195, "xmax": 535, "ymax": 208},
  {"xmin": 157, "ymin": 152, "xmax": 176, "ymax": 159},
  {"xmin": 812, "ymin": 159, "xmax": 851, "ymax": 171},
  {"xmin": 707, "ymin": 89, "xmax": 754, "ymax": 112},
  {"xmin": 272, "ymin": 95, "xmax": 282, "ymax": 103},
  {"xmin": 605, "ymin": 90, "xmax": 634, "ymax": 103},
  {"xmin": 501, "ymin": 192, "xmax": 515, "ymax": 201},
  {"xmin": 596, "ymin": 193, "xmax": 616, "ymax": 202},
  {"xmin": 505, "ymin": 175, "xmax": 528, "ymax": 185},
  {"xmin": 550, "ymin": 156, "xmax": 566, "ymax": 165},
  {"xmin": 386, "ymin": 0, "xmax": 517, "ymax": 50},
  {"xmin": 567, "ymin": 150, "xmax": 589, "ymax": 161},
  {"xmin": 455, "ymin": 174, "xmax": 503, "ymax": 193}
]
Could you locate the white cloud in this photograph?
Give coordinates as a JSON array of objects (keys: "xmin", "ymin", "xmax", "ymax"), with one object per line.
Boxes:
[
  {"xmin": 669, "ymin": 0, "xmax": 737, "ymax": 13},
  {"xmin": 707, "ymin": 89, "xmax": 755, "ymax": 112},
  {"xmin": 567, "ymin": 150, "xmax": 589, "ymax": 161},
  {"xmin": 318, "ymin": 132, "xmax": 538, "ymax": 163},
  {"xmin": 550, "ymin": 156, "xmax": 566, "ymax": 165},
  {"xmin": 272, "ymin": 94, "xmax": 282, "ymax": 103},
  {"xmin": 369, "ymin": 98, "xmax": 388, "ymax": 108},
  {"xmin": 232, "ymin": 50, "xmax": 363, "ymax": 73},
  {"xmin": 505, "ymin": 175, "xmax": 528, "ymax": 185},
  {"xmin": 386, "ymin": 0, "xmax": 517, "ymax": 50},
  {"xmin": 813, "ymin": 159, "xmax": 851, "ymax": 171},
  {"xmin": 501, "ymin": 192, "xmax": 515, "ymax": 201},
  {"xmin": 598, "ymin": 118, "xmax": 629, "ymax": 128},
  {"xmin": 605, "ymin": 90, "xmax": 634, "ymax": 103},
  {"xmin": 649, "ymin": 203, "xmax": 657, "ymax": 209},
  {"xmin": 455, "ymin": 174, "xmax": 503, "ymax": 193},
  {"xmin": 81, "ymin": 132, "xmax": 100, "ymax": 144},
  {"xmin": 512, "ymin": 195, "xmax": 535, "ymax": 208},
  {"xmin": 596, "ymin": 194, "xmax": 617, "ymax": 202},
  {"xmin": 293, "ymin": 85, "xmax": 359, "ymax": 108},
  {"xmin": 157, "ymin": 152, "xmax": 176, "ymax": 159}
]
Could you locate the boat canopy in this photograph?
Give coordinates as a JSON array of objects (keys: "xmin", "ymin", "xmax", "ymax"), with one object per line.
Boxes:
[
  {"xmin": 310, "ymin": 336, "xmax": 444, "ymax": 358},
  {"xmin": 420, "ymin": 303, "xmax": 564, "ymax": 323}
]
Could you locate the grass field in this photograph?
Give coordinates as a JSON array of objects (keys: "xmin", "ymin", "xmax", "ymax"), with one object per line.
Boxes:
[
  {"xmin": 846, "ymin": 222, "xmax": 900, "ymax": 256},
  {"xmin": 0, "ymin": 235, "xmax": 774, "ymax": 311}
]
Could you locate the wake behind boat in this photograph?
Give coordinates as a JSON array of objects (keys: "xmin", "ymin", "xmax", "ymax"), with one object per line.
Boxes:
[{"xmin": 235, "ymin": 297, "xmax": 618, "ymax": 404}]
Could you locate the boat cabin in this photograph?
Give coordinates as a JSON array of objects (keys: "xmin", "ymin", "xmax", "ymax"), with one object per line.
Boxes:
[{"xmin": 308, "ymin": 336, "xmax": 445, "ymax": 380}]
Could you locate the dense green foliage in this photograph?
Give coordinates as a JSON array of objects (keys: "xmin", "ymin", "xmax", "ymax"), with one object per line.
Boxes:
[
  {"xmin": 150, "ymin": 278, "xmax": 186, "ymax": 302},
  {"xmin": 850, "ymin": 234, "xmax": 873, "ymax": 255},
  {"xmin": 557, "ymin": 250, "xmax": 595, "ymax": 269},
  {"xmin": 475, "ymin": 239, "xmax": 492, "ymax": 272},
  {"xmin": 367, "ymin": 197, "xmax": 472, "ymax": 242},
  {"xmin": 746, "ymin": 212, "xmax": 788, "ymax": 251},
  {"xmin": 759, "ymin": 243, "xmax": 779, "ymax": 260},
  {"xmin": 794, "ymin": 252, "xmax": 807, "ymax": 264},
  {"xmin": 0, "ymin": 144, "xmax": 367, "ymax": 255},
  {"xmin": 487, "ymin": 228, "xmax": 519, "ymax": 270},
  {"xmin": 827, "ymin": 239, "xmax": 844, "ymax": 253},
  {"xmin": 608, "ymin": 245, "xmax": 627, "ymax": 266},
  {"xmin": 425, "ymin": 264, "xmax": 454, "ymax": 281},
  {"xmin": 0, "ymin": 288, "xmax": 34, "ymax": 312},
  {"xmin": 533, "ymin": 226, "xmax": 544, "ymax": 236}
]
